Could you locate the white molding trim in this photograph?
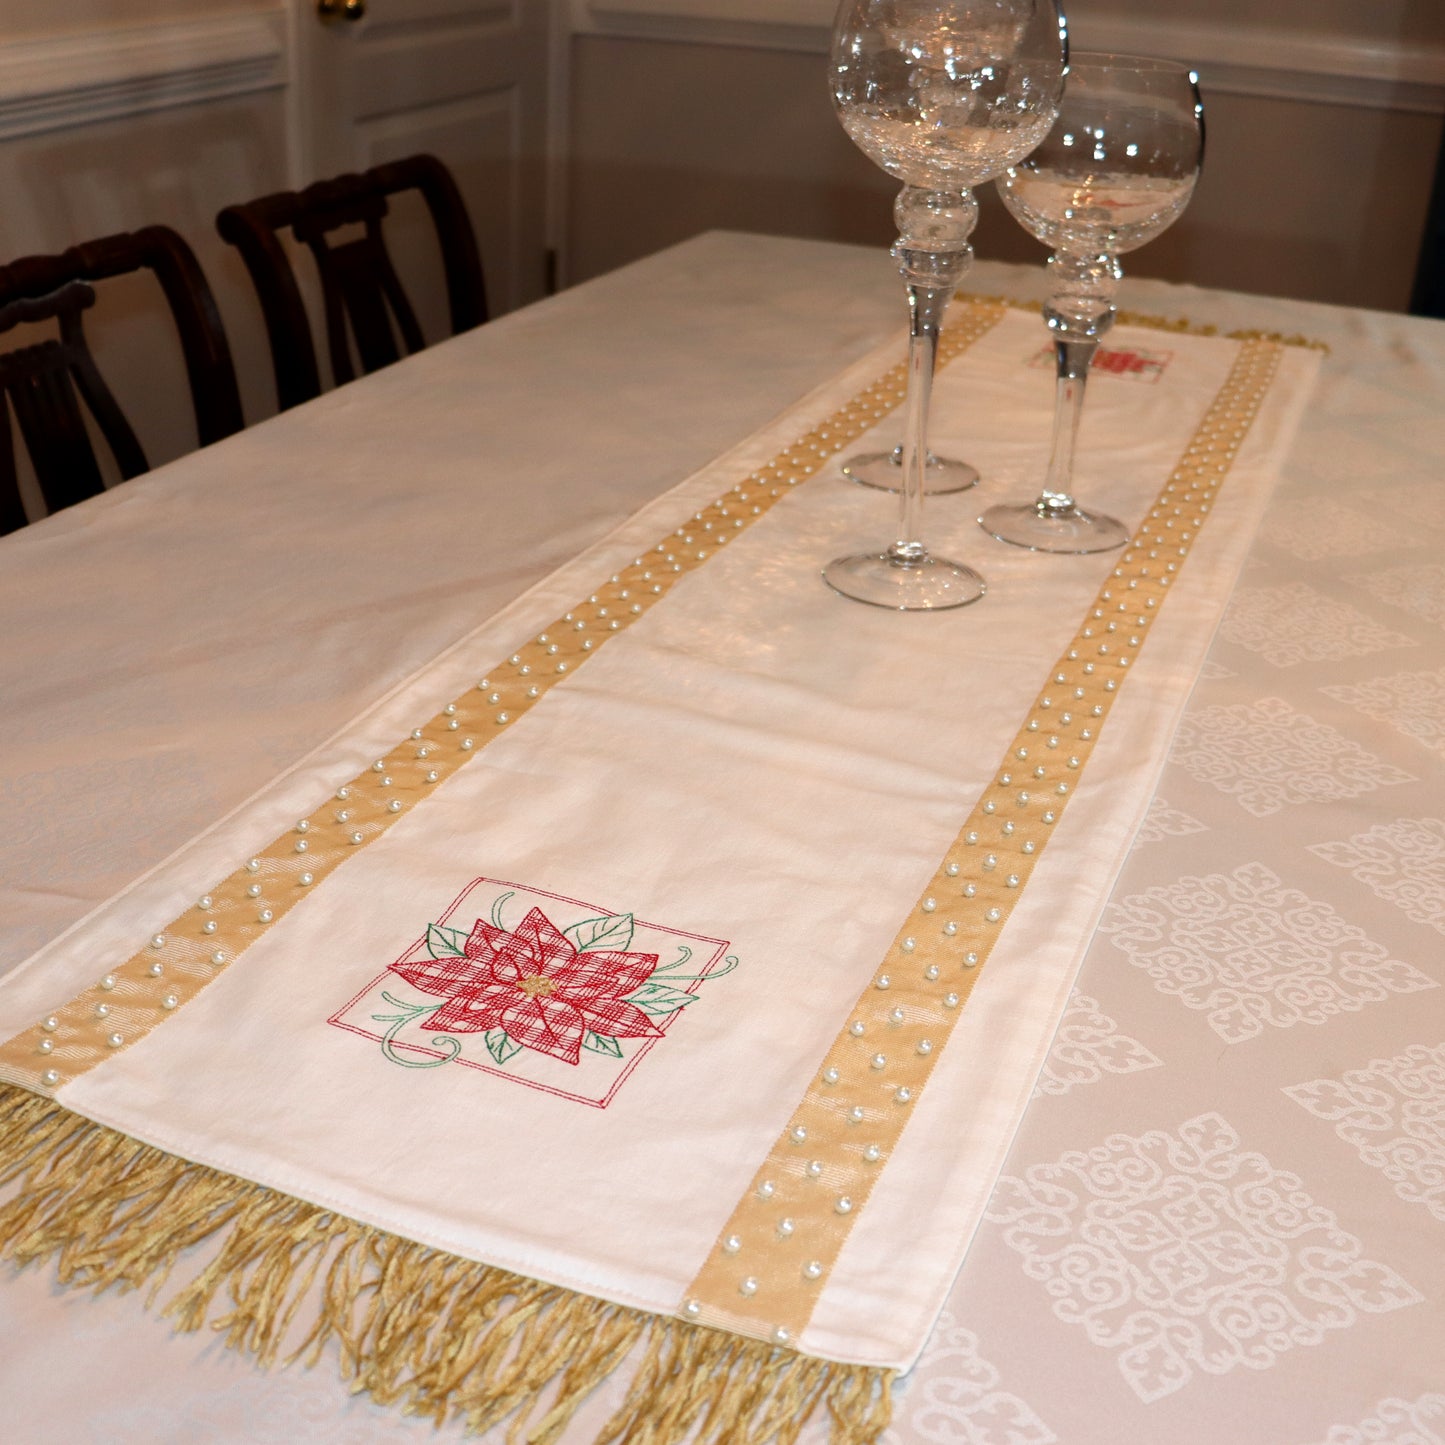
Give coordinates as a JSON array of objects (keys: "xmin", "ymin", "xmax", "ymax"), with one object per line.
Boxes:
[
  {"xmin": 0, "ymin": 10, "xmax": 288, "ymax": 142},
  {"xmin": 574, "ymin": 0, "xmax": 1445, "ymax": 114}
]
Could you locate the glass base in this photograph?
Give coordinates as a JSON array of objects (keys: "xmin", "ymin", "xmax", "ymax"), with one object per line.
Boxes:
[
  {"xmin": 841, "ymin": 446, "xmax": 979, "ymax": 495},
  {"xmin": 979, "ymin": 499, "xmax": 1129, "ymax": 554},
  {"xmin": 822, "ymin": 550, "xmax": 986, "ymax": 611}
]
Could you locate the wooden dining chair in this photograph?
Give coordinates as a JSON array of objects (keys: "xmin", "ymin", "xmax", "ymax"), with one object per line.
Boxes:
[
  {"xmin": 216, "ymin": 154, "xmax": 488, "ymax": 412},
  {"xmin": 0, "ymin": 226, "xmax": 244, "ymax": 536}
]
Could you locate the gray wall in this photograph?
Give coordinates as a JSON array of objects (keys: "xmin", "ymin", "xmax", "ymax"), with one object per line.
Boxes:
[{"xmin": 565, "ymin": 4, "xmax": 1445, "ymax": 312}]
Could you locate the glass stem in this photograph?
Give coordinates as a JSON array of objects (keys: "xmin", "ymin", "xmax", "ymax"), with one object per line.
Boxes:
[
  {"xmin": 1038, "ymin": 335, "xmax": 1096, "ymax": 515},
  {"xmin": 890, "ymin": 247, "xmax": 967, "ymax": 566}
]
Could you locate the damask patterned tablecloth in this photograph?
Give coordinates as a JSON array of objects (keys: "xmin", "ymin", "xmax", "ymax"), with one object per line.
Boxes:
[{"xmin": 1, "ymin": 236, "xmax": 1442, "ymax": 1443}]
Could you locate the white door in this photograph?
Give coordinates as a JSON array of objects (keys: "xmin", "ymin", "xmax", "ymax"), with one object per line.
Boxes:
[{"xmin": 292, "ymin": 0, "xmax": 551, "ymax": 321}]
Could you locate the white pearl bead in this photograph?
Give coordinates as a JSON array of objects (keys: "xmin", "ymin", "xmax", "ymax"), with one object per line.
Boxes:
[
  {"xmin": 875, "ymin": 974, "xmax": 891, "ymax": 989},
  {"xmin": 211, "ymin": 951, "xmax": 226, "ymax": 965},
  {"xmin": 803, "ymin": 1260, "xmax": 823, "ymax": 1280},
  {"xmin": 777, "ymin": 1218, "xmax": 794, "ymax": 1238},
  {"xmin": 943, "ymin": 922, "xmax": 957, "ymax": 936},
  {"xmin": 461, "ymin": 739, "xmax": 474, "ymax": 750},
  {"xmin": 299, "ymin": 872, "xmax": 315, "ymax": 886},
  {"xmin": 295, "ymin": 820, "xmax": 309, "ymax": 833},
  {"xmin": 294, "ymin": 839, "xmax": 308, "ymax": 853},
  {"xmin": 337, "ymin": 809, "xmax": 351, "ymax": 822},
  {"xmin": 772, "ymin": 1326, "xmax": 791, "ymax": 1346},
  {"xmin": 921, "ymin": 897, "xmax": 936, "ymax": 912},
  {"xmin": 198, "ymin": 896, "xmax": 213, "ymax": 910},
  {"xmin": 924, "ymin": 964, "xmax": 939, "ymax": 980},
  {"xmin": 848, "ymin": 1105, "xmax": 865, "ymax": 1123},
  {"xmin": 203, "ymin": 920, "xmax": 217, "ymax": 934},
  {"xmin": 965, "ymin": 951, "xmax": 979, "ymax": 966},
  {"xmin": 683, "ymin": 1298, "xmax": 701, "ymax": 1318},
  {"xmin": 247, "ymin": 884, "xmax": 262, "ymax": 897},
  {"xmin": 834, "ymin": 1197, "xmax": 853, "ymax": 1215},
  {"xmin": 151, "ymin": 934, "xmax": 166, "ymax": 949},
  {"xmin": 350, "ymin": 832, "xmax": 364, "ymax": 845},
  {"xmin": 247, "ymin": 858, "xmax": 261, "ymax": 871},
  {"xmin": 426, "ymin": 771, "xmax": 439, "ymax": 783},
  {"xmin": 387, "ymin": 800, "xmax": 402, "ymax": 813},
  {"xmin": 944, "ymin": 992, "xmax": 960, "ymax": 1008},
  {"xmin": 723, "ymin": 1235, "xmax": 741, "ymax": 1254},
  {"xmin": 257, "ymin": 909, "xmax": 273, "ymax": 923},
  {"xmin": 42, "ymin": 1069, "xmax": 59, "ymax": 1087},
  {"xmin": 94, "ymin": 1003, "xmax": 110, "ymax": 1019},
  {"xmin": 985, "ymin": 908, "xmax": 1001, "ymax": 922},
  {"xmin": 162, "ymin": 994, "xmax": 178, "ymax": 1010},
  {"xmin": 789, "ymin": 1125, "xmax": 807, "ymax": 1144},
  {"xmin": 100, "ymin": 975, "xmax": 116, "ymax": 990},
  {"xmin": 37, "ymin": 1038, "xmax": 53, "ymax": 1054},
  {"xmin": 899, "ymin": 938, "xmax": 914, "ymax": 952},
  {"xmin": 849, "ymin": 1021, "xmax": 865, "ymax": 1037},
  {"xmin": 945, "ymin": 862, "xmax": 960, "ymax": 876},
  {"xmin": 806, "ymin": 1160, "xmax": 823, "ymax": 1177},
  {"xmin": 822, "ymin": 1067, "xmax": 839, "ymax": 1085},
  {"xmin": 739, "ymin": 1277, "xmax": 758, "ymax": 1297},
  {"xmin": 444, "ymin": 704, "xmax": 457, "ymax": 716},
  {"xmin": 863, "ymin": 1145, "xmax": 881, "ymax": 1163},
  {"xmin": 895, "ymin": 1087, "xmax": 913, "ymax": 1104},
  {"xmin": 870, "ymin": 1053, "xmax": 886, "ymax": 1070},
  {"xmin": 757, "ymin": 1181, "xmax": 775, "ymax": 1200},
  {"xmin": 42, "ymin": 1016, "xmax": 57, "ymax": 1032},
  {"xmin": 148, "ymin": 962, "xmax": 164, "ymax": 977},
  {"xmin": 916, "ymin": 1040, "xmax": 932, "ymax": 1056},
  {"xmin": 106, "ymin": 1032, "xmax": 123, "ymax": 1048}
]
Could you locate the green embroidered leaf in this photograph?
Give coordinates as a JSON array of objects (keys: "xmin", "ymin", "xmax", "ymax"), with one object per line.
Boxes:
[
  {"xmin": 628, "ymin": 982, "xmax": 699, "ymax": 1016},
  {"xmin": 485, "ymin": 1029, "xmax": 522, "ymax": 1066},
  {"xmin": 425, "ymin": 923, "xmax": 468, "ymax": 959},
  {"xmin": 565, "ymin": 912, "xmax": 635, "ymax": 953},
  {"xmin": 489, "ymin": 891, "xmax": 515, "ymax": 929},
  {"xmin": 582, "ymin": 1031, "xmax": 624, "ymax": 1058}
]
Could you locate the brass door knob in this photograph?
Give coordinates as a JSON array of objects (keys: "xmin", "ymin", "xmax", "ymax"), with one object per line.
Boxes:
[{"xmin": 318, "ymin": 0, "xmax": 365, "ymax": 21}]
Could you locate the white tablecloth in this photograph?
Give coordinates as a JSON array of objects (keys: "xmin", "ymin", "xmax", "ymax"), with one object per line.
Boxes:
[{"xmin": 1, "ymin": 234, "xmax": 1442, "ymax": 1443}]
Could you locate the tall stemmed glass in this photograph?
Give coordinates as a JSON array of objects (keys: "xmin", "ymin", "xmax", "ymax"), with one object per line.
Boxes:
[
  {"xmin": 824, "ymin": 0, "xmax": 1066, "ymax": 610},
  {"xmin": 981, "ymin": 54, "xmax": 1204, "ymax": 553}
]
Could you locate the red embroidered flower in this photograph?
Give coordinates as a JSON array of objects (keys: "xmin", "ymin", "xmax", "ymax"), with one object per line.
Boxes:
[{"xmin": 391, "ymin": 908, "xmax": 663, "ymax": 1066}]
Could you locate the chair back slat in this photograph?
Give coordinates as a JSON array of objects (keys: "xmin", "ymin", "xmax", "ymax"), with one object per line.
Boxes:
[
  {"xmin": 0, "ymin": 227, "xmax": 242, "ymax": 535},
  {"xmin": 218, "ymin": 153, "xmax": 487, "ymax": 411}
]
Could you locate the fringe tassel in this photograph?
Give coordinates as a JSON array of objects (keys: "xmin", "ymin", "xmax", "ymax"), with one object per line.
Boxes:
[{"xmin": 0, "ymin": 1086, "xmax": 891, "ymax": 1442}]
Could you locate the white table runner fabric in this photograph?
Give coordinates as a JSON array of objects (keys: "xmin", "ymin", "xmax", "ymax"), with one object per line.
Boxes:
[{"xmin": 0, "ymin": 300, "xmax": 1317, "ymax": 1378}]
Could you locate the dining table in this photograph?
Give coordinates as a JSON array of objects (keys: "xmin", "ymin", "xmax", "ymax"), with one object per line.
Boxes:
[{"xmin": 0, "ymin": 230, "xmax": 1442, "ymax": 1445}]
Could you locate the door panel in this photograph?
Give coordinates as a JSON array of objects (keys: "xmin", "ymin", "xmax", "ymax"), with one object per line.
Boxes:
[{"xmin": 296, "ymin": 0, "xmax": 547, "ymax": 318}]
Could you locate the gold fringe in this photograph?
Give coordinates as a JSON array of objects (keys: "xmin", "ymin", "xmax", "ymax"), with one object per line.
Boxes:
[
  {"xmin": 0, "ymin": 1085, "xmax": 891, "ymax": 1442},
  {"xmin": 958, "ymin": 291, "xmax": 1331, "ymax": 352}
]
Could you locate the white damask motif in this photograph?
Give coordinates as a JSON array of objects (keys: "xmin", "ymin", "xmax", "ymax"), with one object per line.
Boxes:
[
  {"xmin": 1303, "ymin": 1393, "xmax": 1445, "ymax": 1445},
  {"xmin": 1170, "ymin": 696, "xmax": 1414, "ymax": 817},
  {"xmin": 1323, "ymin": 665, "xmax": 1445, "ymax": 759},
  {"xmin": 1353, "ymin": 562, "xmax": 1445, "ymax": 629},
  {"xmin": 1098, "ymin": 862, "xmax": 1435, "ymax": 1043},
  {"xmin": 1365, "ymin": 478, "xmax": 1445, "ymax": 530},
  {"xmin": 1220, "ymin": 582, "xmax": 1415, "ymax": 667},
  {"xmin": 1034, "ymin": 991, "xmax": 1162, "ymax": 1097},
  {"xmin": 1286, "ymin": 1043, "xmax": 1445, "ymax": 1224},
  {"xmin": 1308, "ymin": 817, "xmax": 1445, "ymax": 936},
  {"xmin": 1260, "ymin": 497, "xmax": 1408, "ymax": 560},
  {"xmin": 880, "ymin": 1312, "xmax": 1056, "ymax": 1445},
  {"xmin": 985, "ymin": 1113, "xmax": 1422, "ymax": 1404},
  {"xmin": 1134, "ymin": 796, "xmax": 1208, "ymax": 846}
]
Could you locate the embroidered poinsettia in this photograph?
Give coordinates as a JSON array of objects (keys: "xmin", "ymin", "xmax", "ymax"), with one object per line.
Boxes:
[{"xmin": 390, "ymin": 907, "xmax": 663, "ymax": 1065}]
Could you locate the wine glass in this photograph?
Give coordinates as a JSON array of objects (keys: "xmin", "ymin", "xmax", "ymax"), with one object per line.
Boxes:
[
  {"xmin": 980, "ymin": 53, "xmax": 1204, "ymax": 553},
  {"xmin": 824, "ymin": 0, "xmax": 1066, "ymax": 610}
]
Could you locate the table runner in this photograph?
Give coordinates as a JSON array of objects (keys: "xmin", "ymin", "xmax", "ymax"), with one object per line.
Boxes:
[{"xmin": 0, "ymin": 299, "xmax": 1319, "ymax": 1440}]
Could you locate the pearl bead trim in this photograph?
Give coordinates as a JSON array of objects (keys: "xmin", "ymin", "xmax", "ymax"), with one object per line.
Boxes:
[{"xmin": 681, "ymin": 338, "xmax": 1285, "ymax": 1348}]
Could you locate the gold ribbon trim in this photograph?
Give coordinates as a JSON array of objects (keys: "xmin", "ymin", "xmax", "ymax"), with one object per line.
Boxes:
[
  {"xmin": 0, "ymin": 299, "xmax": 1008, "ymax": 1093},
  {"xmin": 682, "ymin": 338, "xmax": 1286, "ymax": 1347}
]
